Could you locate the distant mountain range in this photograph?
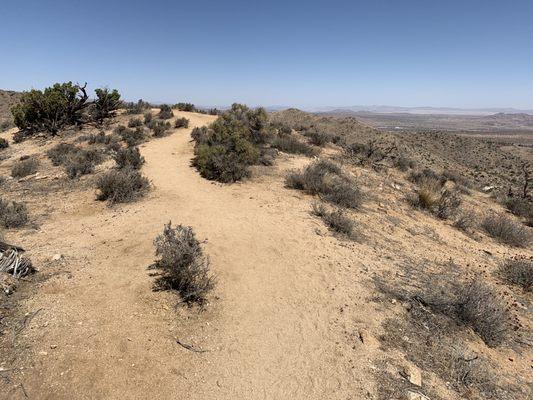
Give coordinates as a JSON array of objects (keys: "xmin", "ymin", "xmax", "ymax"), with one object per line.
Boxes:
[{"xmin": 267, "ymin": 105, "xmax": 533, "ymax": 116}]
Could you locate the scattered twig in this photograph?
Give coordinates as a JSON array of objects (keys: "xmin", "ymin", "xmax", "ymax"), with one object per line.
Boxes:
[{"xmin": 175, "ymin": 339, "xmax": 210, "ymax": 353}]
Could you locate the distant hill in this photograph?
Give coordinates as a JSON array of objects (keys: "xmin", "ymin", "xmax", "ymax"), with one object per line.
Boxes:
[
  {"xmin": 308, "ymin": 105, "xmax": 533, "ymax": 116},
  {"xmin": 0, "ymin": 89, "xmax": 22, "ymax": 129}
]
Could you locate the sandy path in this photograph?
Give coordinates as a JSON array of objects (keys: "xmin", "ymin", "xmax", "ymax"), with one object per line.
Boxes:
[{"xmin": 5, "ymin": 113, "xmax": 374, "ymax": 399}]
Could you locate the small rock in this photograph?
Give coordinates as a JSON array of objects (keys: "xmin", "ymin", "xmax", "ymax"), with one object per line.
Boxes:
[
  {"xmin": 402, "ymin": 364, "xmax": 422, "ymax": 387},
  {"xmin": 407, "ymin": 391, "xmax": 430, "ymax": 400},
  {"xmin": 50, "ymin": 344, "xmax": 57, "ymax": 349},
  {"xmin": 38, "ymin": 351, "xmax": 48, "ymax": 356},
  {"xmin": 52, "ymin": 254, "xmax": 63, "ymax": 261},
  {"xmin": 358, "ymin": 329, "xmax": 379, "ymax": 348}
]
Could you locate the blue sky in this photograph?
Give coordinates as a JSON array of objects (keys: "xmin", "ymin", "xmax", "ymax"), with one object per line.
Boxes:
[{"xmin": 0, "ymin": 0, "xmax": 532, "ymax": 108}]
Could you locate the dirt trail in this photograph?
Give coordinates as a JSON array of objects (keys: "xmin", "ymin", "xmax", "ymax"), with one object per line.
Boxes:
[{"xmin": 5, "ymin": 112, "xmax": 376, "ymax": 399}]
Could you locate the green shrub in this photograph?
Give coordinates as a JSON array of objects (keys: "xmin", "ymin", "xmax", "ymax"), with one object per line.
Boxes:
[
  {"xmin": 96, "ymin": 168, "xmax": 149, "ymax": 203},
  {"xmin": 271, "ymin": 135, "xmax": 318, "ymax": 156},
  {"xmin": 303, "ymin": 129, "xmax": 332, "ymax": 146},
  {"xmin": 174, "ymin": 102, "xmax": 196, "ymax": 112},
  {"xmin": 286, "ymin": 159, "xmax": 362, "ymax": 209},
  {"xmin": 124, "ymin": 99, "xmax": 150, "ymax": 115},
  {"xmin": 0, "ymin": 198, "xmax": 28, "ymax": 228},
  {"xmin": 158, "ymin": 104, "xmax": 174, "ymax": 119},
  {"xmin": 64, "ymin": 149, "xmax": 103, "ymax": 178},
  {"xmin": 115, "ymin": 125, "xmax": 146, "ymax": 146},
  {"xmin": 0, "ymin": 138, "xmax": 9, "ymax": 149},
  {"xmin": 11, "ymin": 82, "xmax": 89, "ymax": 135},
  {"xmin": 87, "ymin": 131, "xmax": 111, "ymax": 145},
  {"xmin": 91, "ymin": 88, "xmax": 121, "ymax": 123},
  {"xmin": 481, "ymin": 214, "xmax": 531, "ymax": 247},
  {"xmin": 174, "ymin": 117, "xmax": 189, "ymax": 128},
  {"xmin": 143, "ymin": 112, "xmax": 153, "ymax": 125},
  {"xmin": 11, "ymin": 157, "xmax": 39, "ymax": 178},
  {"xmin": 113, "ymin": 146, "xmax": 145, "ymax": 169},
  {"xmin": 128, "ymin": 117, "xmax": 143, "ymax": 128},
  {"xmin": 47, "ymin": 143, "xmax": 77, "ymax": 165},
  {"xmin": 153, "ymin": 222, "xmax": 215, "ymax": 305}
]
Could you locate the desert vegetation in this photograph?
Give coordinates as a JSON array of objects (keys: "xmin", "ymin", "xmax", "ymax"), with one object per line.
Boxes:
[
  {"xmin": 174, "ymin": 117, "xmax": 189, "ymax": 129},
  {"xmin": 157, "ymin": 104, "xmax": 174, "ymax": 120},
  {"xmin": 152, "ymin": 222, "xmax": 215, "ymax": 305},
  {"xmin": 96, "ymin": 168, "xmax": 150, "ymax": 204},
  {"xmin": 174, "ymin": 102, "xmax": 196, "ymax": 112},
  {"xmin": 11, "ymin": 157, "xmax": 39, "ymax": 178},
  {"xmin": 311, "ymin": 201, "xmax": 357, "ymax": 239},
  {"xmin": 0, "ymin": 198, "xmax": 28, "ymax": 228},
  {"xmin": 113, "ymin": 146, "xmax": 145, "ymax": 170},
  {"xmin": 481, "ymin": 213, "xmax": 531, "ymax": 247},
  {"xmin": 498, "ymin": 257, "xmax": 532, "ymax": 291}
]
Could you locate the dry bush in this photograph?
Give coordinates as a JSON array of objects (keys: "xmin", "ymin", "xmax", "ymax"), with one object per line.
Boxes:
[
  {"xmin": 11, "ymin": 157, "xmax": 39, "ymax": 178},
  {"xmin": 453, "ymin": 210, "xmax": 477, "ymax": 232},
  {"xmin": 393, "ymin": 155, "xmax": 415, "ymax": 171},
  {"xmin": 505, "ymin": 197, "xmax": 533, "ymax": 226},
  {"xmin": 151, "ymin": 121, "xmax": 171, "ymax": 137},
  {"xmin": 157, "ymin": 104, "xmax": 174, "ymax": 120},
  {"xmin": 303, "ymin": 129, "xmax": 332, "ymax": 146},
  {"xmin": 153, "ymin": 222, "xmax": 215, "ymax": 305},
  {"xmin": 271, "ymin": 135, "xmax": 318, "ymax": 156},
  {"xmin": 115, "ymin": 125, "xmax": 146, "ymax": 146},
  {"xmin": 408, "ymin": 168, "xmax": 443, "ymax": 186},
  {"xmin": 0, "ymin": 198, "xmax": 28, "ymax": 228},
  {"xmin": 453, "ymin": 281, "xmax": 518, "ymax": 347},
  {"xmin": 64, "ymin": 149, "xmax": 103, "ymax": 178},
  {"xmin": 143, "ymin": 112, "xmax": 153, "ymax": 125},
  {"xmin": 113, "ymin": 146, "xmax": 145, "ymax": 170},
  {"xmin": 87, "ymin": 131, "xmax": 111, "ymax": 145},
  {"xmin": 47, "ymin": 143, "xmax": 77, "ymax": 165},
  {"xmin": 311, "ymin": 202, "xmax": 357, "ymax": 239},
  {"xmin": 286, "ymin": 159, "xmax": 362, "ymax": 209},
  {"xmin": 96, "ymin": 168, "xmax": 149, "ymax": 203},
  {"xmin": 0, "ymin": 138, "xmax": 8, "ymax": 149},
  {"xmin": 481, "ymin": 213, "xmax": 531, "ymax": 247},
  {"xmin": 174, "ymin": 117, "xmax": 189, "ymax": 129},
  {"xmin": 499, "ymin": 258, "xmax": 532, "ymax": 291},
  {"xmin": 128, "ymin": 117, "xmax": 143, "ymax": 128}
]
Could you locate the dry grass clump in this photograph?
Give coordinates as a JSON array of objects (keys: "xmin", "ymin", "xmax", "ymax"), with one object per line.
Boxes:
[
  {"xmin": 157, "ymin": 104, "xmax": 174, "ymax": 120},
  {"xmin": 286, "ymin": 159, "xmax": 362, "ymax": 209},
  {"xmin": 499, "ymin": 258, "xmax": 532, "ymax": 291},
  {"xmin": 47, "ymin": 143, "xmax": 77, "ymax": 165},
  {"xmin": 453, "ymin": 210, "xmax": 477, "ymax": 232},
  {"xmin": 113, "ymin": 146, "xmax": 145, "ymax": 170},
  {"xmin": 271, "ymin": 135, "xmax": 318, "ymax": 156},
  {"xmin": 408, "ymin": 178, "xmax": 461, "ymax": 219},
  {"xmin": 393, "ymin": 155, "xmax": 416, "ymax": 171},
  {"xmin": 153, "ymin": 222, "xmax": 215, "ymax": 305},
  {"xmin": 481, "ymin": 213, "xmax": 531, "ymax": 247},
  {"xmin": 0, "ymin": 198, "xmax": 28, "ymax": 228},
  {"xmin": 0, "ymin": 138, "xmax": 9, "ymax": 149},
  {"xmin": 174, "ymin": 117, "xmax": 189, "ymax": 129},
  {"xmin": 311, "ymin": 202, "xmax": 357, "ymax": 239},
  {"xmin": 96, "ymin": 168, "xmax": 149, "ymax": 203},
  {"xmin": 11, "ymin": 157, "xmax": 39, "ymax": 178},
  {"xmin": 504, "ymin": 197, "xmax": 533, "ymax": 226}
]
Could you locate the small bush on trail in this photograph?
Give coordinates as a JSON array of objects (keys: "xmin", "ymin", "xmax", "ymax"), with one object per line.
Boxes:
[
  {"xmin": 128, "ymin": 117, "xmax": 143, "ymax": 128},
  {"xmin": 174, "ymin": 117, "xmax": 189, "ymax": 129},
  {"xmin": 311, "ymin": 202, "xmax": 357, "ymax": 239},
  {"xmin": 153, "ymin": 222, "xmax": 215, "ymax": 305},
  {"xmin": 113, "ymin": 146, "xmax": 145, "ymax": 170},
  {"xmin": 286, "ymin": 159, "xmax": 362, "ymax": 209},
  {"xmin": 271, "ymin": 135, "xmax": 318, "ymax": 156},
  {"xmin": 96, "ymin": 168, "xmax": 149, "ymax": 203},
  {"xmin": 151, "ymin": 121, "xmax": 172, "ymax": 137},
  {"xmin": 158, "ymin": 104, "xmax": 174, "ymax": 120},
  {"xmin": 115, "ymin": 125, "xmax": 146, "ymax": 146},
  {"xmin": 499, "ymin": 258, "xmax": 532, "ymax": 291},
  {"xmin": 0, "ymin": 198, "xmax": 28, "ymax": 228},
  {"xmin": 0, "ymin": 138, "xmax": 9, "ymax": 149},
  {"xmin": 481, "ymin": 213, "xmax": 531, "ymax": 247},
  {"xmin": 174, "ymin": 103, "xmax": 196, "ymax": 112},
  {"xmin": 11, "ymin": 157, "xmax": 39, "ymax": 178}
]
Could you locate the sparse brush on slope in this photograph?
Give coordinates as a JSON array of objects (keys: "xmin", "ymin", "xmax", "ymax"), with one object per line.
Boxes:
[
  {"xmin": 113, "ymin": 146, "xmax": 145, "ymax": 169},
  {"xmin": 408, "ymin": 177, "xmax": 461, "ymax": 220},
  {"xmin": 11, "ymin": 157, "xmax": 39, "ymax": 178},
  {"xmin": 499, "ymin": 258, "xmax": 532, "ymax": 291},
  {"xmin": 286, "ymin": 159, "xmax": 362, "ymax": 209},
  {"xmin": 153, "ymin": 222, "xmax": 215, "ymax": 305},
  {"xmin": 128, "ymin": 117, "xmax": 143, "ymax": 128},
  {"xmin": 47, "ymin": 143, "xmax": 104, "ymax": 178},
  {"xmin": 311, "ymin": 201, "xmax": 357, "ymax": 239},
  {"xmin": 481, "ymin": 213, "xmax": 531, "ymax": 247},
  {"xmin": 151, "ymin": 121, "xmax": 172, "ymax": 137},
  {"xmin": 114, "ymin": 125, "xmax": 146, "ymax": 146},
  {"xmin": 271, "ymin": 135, "xmax": 318, "ymax": 156}
]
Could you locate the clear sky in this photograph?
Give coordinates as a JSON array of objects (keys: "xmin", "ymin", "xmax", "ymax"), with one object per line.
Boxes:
[{"xmin": 0, "ymin": 0, "xmax": 532, "ymax": 109}]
